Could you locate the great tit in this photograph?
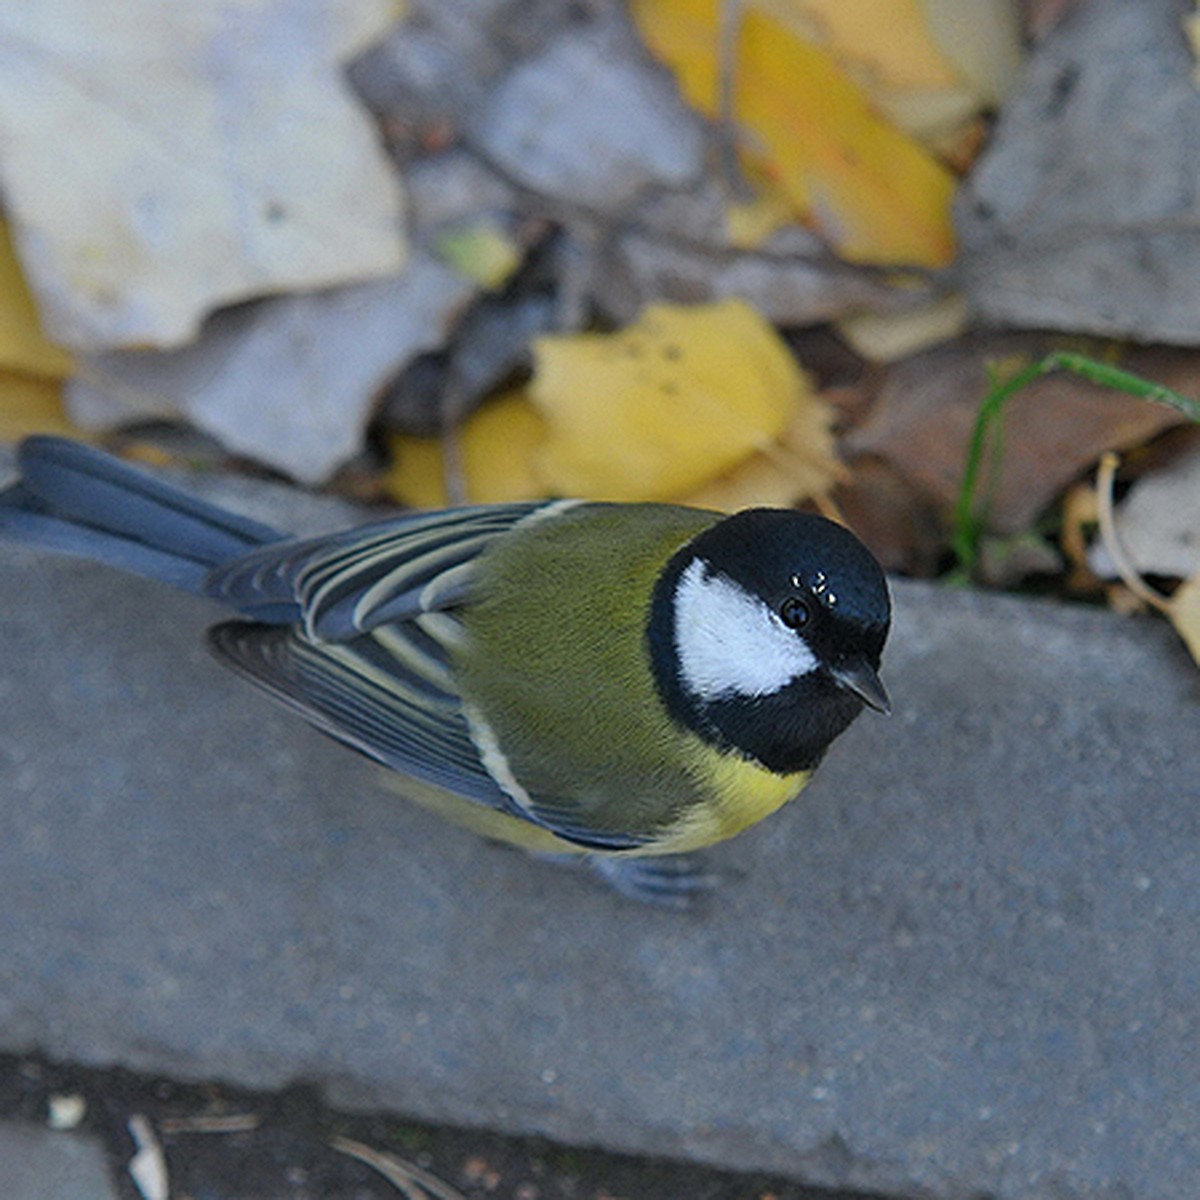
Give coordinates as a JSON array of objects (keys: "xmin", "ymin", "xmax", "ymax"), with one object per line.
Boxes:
[{"xmin": 0, "ymin": 437, "xmax": 891, "ymax": 904}]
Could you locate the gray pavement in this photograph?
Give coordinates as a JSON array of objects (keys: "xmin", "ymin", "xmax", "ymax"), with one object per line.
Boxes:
[
  {"xmin": 0, "ymin": 469, "xmax": 1198, "ymax": 1200},
  {"xmin": 0, "ymin": 1125, "xmax": 116, "ymax": 1200}
]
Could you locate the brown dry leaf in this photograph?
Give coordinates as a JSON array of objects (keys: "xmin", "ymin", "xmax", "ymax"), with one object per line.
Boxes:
[
  {"xmin": 846, "ymin": 335, "xmax": 1192, "ymax": 534},
  {"xmin": 532, "ymin": 300, "xmax": 806, "ymax": 501},
  {"xmin": 630, "ymin": 0, "xmax": 958, "ymax": 265}
]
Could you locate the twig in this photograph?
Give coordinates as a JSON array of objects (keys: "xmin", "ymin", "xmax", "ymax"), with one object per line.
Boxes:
[
  {"xmin": 329, "ymin": 1135, "xmax": 467, "ymax": 1200},
  {"xmin": 1094, "ymin": 452, "xmax": 1171, "ymax": 614}
]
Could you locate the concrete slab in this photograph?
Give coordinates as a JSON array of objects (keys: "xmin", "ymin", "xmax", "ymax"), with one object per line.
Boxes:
[
  {"xmin": 0, "ymin": 1124, "xmax": 117, "ymax": 1200},
  {"xmin": 0, "ymin": 467, "xmax": 1197, "ymax": 1200}
]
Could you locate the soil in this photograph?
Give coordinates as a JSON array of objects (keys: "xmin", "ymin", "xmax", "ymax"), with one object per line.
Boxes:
[{"xmin": 0, "ymin": 1054, "xmax": 889, "ymax": 1200}]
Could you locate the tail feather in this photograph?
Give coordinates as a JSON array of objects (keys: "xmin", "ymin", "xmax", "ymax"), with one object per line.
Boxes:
[{"xmin": 0, "ymin": 437, "xmax": 284, "ymax": 593}]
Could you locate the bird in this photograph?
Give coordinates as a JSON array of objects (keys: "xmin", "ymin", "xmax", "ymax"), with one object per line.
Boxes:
[{"xmin": 0, "ymin": 436, "xmax": 891, "ymax": 905}]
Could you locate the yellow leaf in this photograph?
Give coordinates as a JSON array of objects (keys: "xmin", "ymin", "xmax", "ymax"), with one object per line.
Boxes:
[
  {"xmin": 747, "ymin": 1, "xmax": 1022, "ymax": 138},
  {"xmin": 1170, "ymin": 574, "xmax": 1200, "ymax": 667},
  {"xmin": 0, "ymin": 219, "xmax": 73, "ymax": 379},
  {"xmin": 836, "ymin": 293, "xmax": 969, "ymax": 362},
  {"xmin": 683, "ymin": 392, "xmax": 841, "ymax": 512},
  {"xmin": 384, "ymin": 390, "xmax": 549, "ymax": 507},
  {"xmin": 755, "ymin": 0, "xmax": 961, "ymax": 91},
  {"xmin": 0, "ymin": 371, "xmax": 79, "ymax": 441},
  {"xmin": 532, "ymin": 300, "xmax": 802, "ymax": 501},
  {"xmin": 630, "ymin": 0, "xmax": 958, "ymax": 265},
  {"xmin": 434, "ymin": 222, "xmax": 522, "ymax": 291}
]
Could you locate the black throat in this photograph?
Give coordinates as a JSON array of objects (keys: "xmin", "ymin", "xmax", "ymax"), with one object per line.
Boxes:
[{"xmin": 646, "ymin": 553, "xmax": 864, "ymax": 775}]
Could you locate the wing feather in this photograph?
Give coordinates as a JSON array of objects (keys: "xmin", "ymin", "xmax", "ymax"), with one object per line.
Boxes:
[
  {"xmin": 205, "ymin": 500, "xmax": 647, "ymax": 850},
  {"xmin": 204, "ymin": 502, "xmax": 548, "ymax": 637}
]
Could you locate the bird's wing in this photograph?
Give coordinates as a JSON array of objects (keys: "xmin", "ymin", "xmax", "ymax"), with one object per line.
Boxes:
[
  {"xmin": 208, "ymin": 620, "xmax": 647, "ymax": 851},
  {"xmin": 206, "ymin": 500, "xmax": 647, "ymax": 851},
  {"xmin": 208, "ymin": 620, "xmax": 511, "ymax": 806},
  {"xmin": 204, "ymin": 501, "xmax": 563, "ymax": 636}
]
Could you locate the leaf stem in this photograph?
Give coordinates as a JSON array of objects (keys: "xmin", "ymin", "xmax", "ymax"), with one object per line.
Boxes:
[{"xmin": 953, "ymin": 351, "xmax": 1200, "ymax": 574}]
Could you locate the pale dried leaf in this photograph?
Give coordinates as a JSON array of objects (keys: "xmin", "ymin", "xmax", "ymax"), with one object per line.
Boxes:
[
  {"xmin": 46, "ymin": 1093, "xmax": 86, "ymax": 1131},
  {"xmin": 1170, "ymin": 573, "xmax": 1200, "ymax": 665},
  {"xmin": 1089, "ymin": 441, "xmax": 1200, "ymax": 580},
  {"xmin": 0, "ymin": 0, "xmax": 405, "ymax": 351},
  {"xmin": 957, "ymin": 0, "xmax": 1200, "ymax": 343},
  {"xmin": 68, "ymin": 259, "xmax": 475, "ymax": 484},
  {"xmin": 127, "ymin": 1114, "xmax": 169, "ymax": 1200},
  {"xmin": 473, "ymin": 24, "xmax": 704, "ymax": 208},
  {"xmin": 836, "ymin": 294, "xmax": 969, "ymax": 362}
]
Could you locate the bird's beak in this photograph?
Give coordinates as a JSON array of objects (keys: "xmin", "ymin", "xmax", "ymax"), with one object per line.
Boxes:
[{"xmin": 831, "ymin": 658, "xmax": 891, "ymax": 715}]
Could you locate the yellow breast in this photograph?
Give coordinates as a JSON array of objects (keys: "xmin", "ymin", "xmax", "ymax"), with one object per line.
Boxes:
[{"xmin": 650, "ymin": 742, "xmax": 812, "ymax": 855}]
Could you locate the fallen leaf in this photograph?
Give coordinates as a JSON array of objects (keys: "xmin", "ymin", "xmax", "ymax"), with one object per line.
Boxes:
[
  {"xmin": 631, "ymin": 0, "xmax": 959, "ymax": 264},
  {"xmin": 596, "ymin": 190, "xmax": 927, "ymax": 326},
  {"xmin": 1060, "ymin": 481, "xmax": 1103, "ymax": 592},
  {"xmin": 832, "ymin": 455, "xmax": 948, "ymax": 575},
  {"xmin": 0, "ymin": 372, "xmax": 79, "ymax": 441},
  {"xmin": 0, "ymin": 218, "xmax": 72, "ymax": 378},
  {"xmin": 1171, "ymin": 572, "xmax": 1200, "ymax": 665},
  {"xmin": 957, "ymin": 0, "xmax": 1200, "ymax": 343},
  {"xmin": 473, "ymin": 24, "xmax": 705, "ymax": 209},
  {"xmin": 1089, "ymin": 439, "xmax": 1200, "ymax": 580},
  {"xmin": 846, "ymin": 334, "xmax": 1191, "ymax": 534},
  {"xmin": 682, "ymin": 395, "xmax": 840, "ymax": 511},
  {"xmin": 532, "ymin": 300, "xmax": 804, "ymax": 500},
  {"xmin": 68, "ymin": 259, "xmax": 476, "ymax": 484},
  {"xmin": 0, "ymin": 0, "xmax": 406, "ymax": 351},
  {"xmin": 835, "ymin": 293, "xmax": 969, "ymax": 362},
  {"xmin": 385, "ymin": 391, "xmax": 549, "ymax": 507},
  {"xmin": 757, "ymin": 0, "xmax": 1022, "ymax": 137},
  {"xmin": 1096, "ymin": 451, "xmax": 1200, "ymax": 668}
]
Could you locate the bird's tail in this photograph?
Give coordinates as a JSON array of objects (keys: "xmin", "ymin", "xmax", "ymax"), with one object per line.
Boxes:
[{"xmin": 0, "ymin": 436, "xmax": 284, "ymax": 593}]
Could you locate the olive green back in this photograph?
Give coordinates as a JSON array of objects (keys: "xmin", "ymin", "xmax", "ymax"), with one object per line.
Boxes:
[{"xmin": 454, "ymin": 503, "xmax": 720, "ymax": 838}]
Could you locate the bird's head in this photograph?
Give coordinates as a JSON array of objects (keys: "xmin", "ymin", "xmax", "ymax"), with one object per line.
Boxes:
[{"xmin": 648, "ymin": 509, "xmax": 891, "ymax": 774}]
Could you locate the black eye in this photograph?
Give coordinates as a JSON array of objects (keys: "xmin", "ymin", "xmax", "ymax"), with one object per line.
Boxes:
[{"xmin": 779, "ymin": 595, "xmax": 811, "ymax": 629}]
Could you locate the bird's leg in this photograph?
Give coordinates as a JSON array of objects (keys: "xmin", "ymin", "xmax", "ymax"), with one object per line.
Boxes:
[{"xmin": 534, "ymin": 852, "xmax": 720, "ymax": 909}]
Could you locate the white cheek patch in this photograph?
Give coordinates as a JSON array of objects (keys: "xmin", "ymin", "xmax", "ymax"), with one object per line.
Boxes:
[{"xmin": 672, "ymin": 559, "xmax": 818, "ymax": 701}]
